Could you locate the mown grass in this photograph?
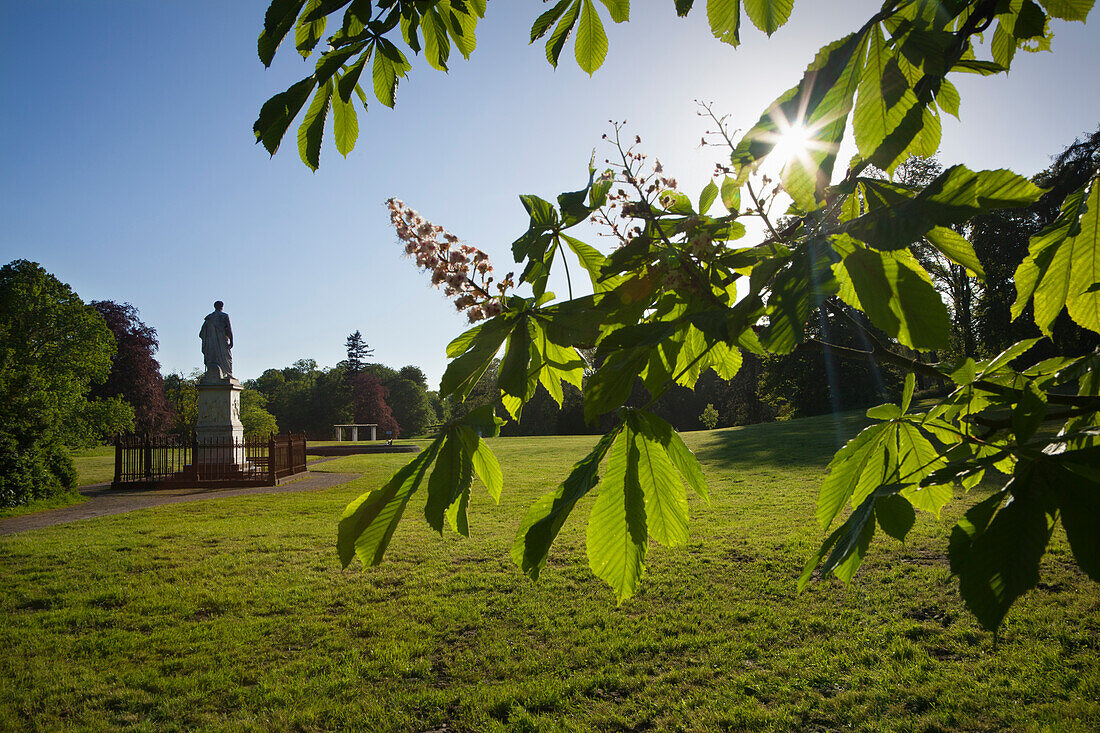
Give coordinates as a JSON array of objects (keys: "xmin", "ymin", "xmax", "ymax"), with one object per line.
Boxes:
[
  {"xmin": 1, "ymin": 412, "xmax": 1097, "ymax": 732},
  {"xmin": 70, "ymin": 445, "xmax": 116, "ymax": 487}
]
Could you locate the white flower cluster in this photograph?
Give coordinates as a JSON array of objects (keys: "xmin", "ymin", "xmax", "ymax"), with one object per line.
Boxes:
[{"xmin": 387, "ymin": 198, "xmax": 512, "ymax": 322}]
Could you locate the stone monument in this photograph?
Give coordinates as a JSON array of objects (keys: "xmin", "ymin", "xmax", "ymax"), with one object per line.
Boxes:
[{"xmin": 196, "ymin": 301, "xmax": 243, "ymax": 455}]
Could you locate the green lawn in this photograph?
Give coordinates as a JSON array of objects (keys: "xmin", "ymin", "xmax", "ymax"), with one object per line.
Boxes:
[
  {"xmin": 1, "ymin": 412, "xmax": 1097, "ymax": 731},
  {"xmin": 70, "ymin": 445, "xmax": 116, "ymax": 486}
]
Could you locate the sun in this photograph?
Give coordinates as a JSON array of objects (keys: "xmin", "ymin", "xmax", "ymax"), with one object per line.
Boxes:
[{"xmin": 770, "ymin": 122, "xmax": 815, "ymax": 168}]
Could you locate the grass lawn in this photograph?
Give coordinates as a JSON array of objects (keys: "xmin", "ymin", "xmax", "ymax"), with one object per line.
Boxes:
[{"xmin": 1, "ymin": 412, "xmax": 1097, "ymax": 731}]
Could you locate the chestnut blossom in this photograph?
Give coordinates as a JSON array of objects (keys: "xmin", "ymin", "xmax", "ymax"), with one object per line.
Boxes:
[{"xmin": 387, "ymin": 198, "xmax": 511, "ymax": 322}]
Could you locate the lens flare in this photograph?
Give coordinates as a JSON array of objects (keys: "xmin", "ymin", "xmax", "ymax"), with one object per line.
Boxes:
[{"xmin": 771, "ymin": 123, "xmax": 814, "ymax": 168}]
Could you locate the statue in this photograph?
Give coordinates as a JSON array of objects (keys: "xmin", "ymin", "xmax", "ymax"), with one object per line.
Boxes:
[{"xmin": 199, "ymin": 300, "xmax": 233, "ymax": 381}]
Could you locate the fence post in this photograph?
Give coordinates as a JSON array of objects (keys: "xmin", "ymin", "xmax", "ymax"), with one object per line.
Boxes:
[
  {"xmin": 269, "ymin": 432, "xmax": 276, "ymax": 484},
  {"xmin": 192, "ymin": 432, "xmax": 199, "ymax": 480},
  {"xmin": 142, "ymin": 434, "xmax": 152, "ymax": 480},
  {"xmin": 113, "ymin": 434, "xmax": 122, "ymax": 484}
]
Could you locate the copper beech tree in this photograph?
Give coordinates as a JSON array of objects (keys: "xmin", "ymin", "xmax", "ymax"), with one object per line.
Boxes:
[{"xmin": 253, "ymin": 0, "xmax": 1099, "ymax": 633}]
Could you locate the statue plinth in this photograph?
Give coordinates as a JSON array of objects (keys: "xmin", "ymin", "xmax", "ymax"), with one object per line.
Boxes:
[{"xmin": 196, "ymin": 377, "xmax": 244, "ymax": 460}]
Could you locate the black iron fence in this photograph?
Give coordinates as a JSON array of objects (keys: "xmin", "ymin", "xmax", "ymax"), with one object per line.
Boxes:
[{"xmin": 112, "ymin": 433, "xmax": 307, "ymax": 488}]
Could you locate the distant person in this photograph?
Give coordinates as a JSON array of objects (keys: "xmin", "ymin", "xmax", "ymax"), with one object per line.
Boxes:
[{"xmin": 199, "ymin": 300, "xmax": 233, "ymax": 380}]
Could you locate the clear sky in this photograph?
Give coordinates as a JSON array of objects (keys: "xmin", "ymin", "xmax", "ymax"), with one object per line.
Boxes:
[{"xmin": 2, "ymin": 2, "xmax": 1097, "ymax": 388}]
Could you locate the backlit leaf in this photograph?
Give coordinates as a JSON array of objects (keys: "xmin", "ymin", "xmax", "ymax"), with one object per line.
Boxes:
[
  {"xmin": 575, "ymin": 0, "xmax": 609, "ymax": 74},
  {"xmin": 743, "ymin": 0, "xmax": 793, "ymax": 35},
  {"xmin": 949, "ymin": 468, "xmax": 1055, "ymax": 631},
  {"xmin": 707, "ymin": 0, "xmax": 741, "ymax": 46},
  {"xmin": 1013, "ymin": 177, "xmax": 1099, "ymax": 335},
  {"xmin": 587, "ymin": 425, "xmax": 648, "ymax": 602},
  {"xmin": 513, "ymin": 428, "xmax": 621, "ymax": 580},
  {"xmin": 546, "ymin": 0, "xmax": 582, "ymax": 67},
  {"xmin": 833, "ymin": 244, "xmax": 949, "ymax": 350},
  {"xmin": 338, "ymin": 440, "xmax": 442, "ymax": 567},
  {"xmin": 297, "ymin": 79, "xmax": 332, "ymax": 171},
  {"xmin": 331, "ymin": 90, "xmax": 358, "ymax": 157}
]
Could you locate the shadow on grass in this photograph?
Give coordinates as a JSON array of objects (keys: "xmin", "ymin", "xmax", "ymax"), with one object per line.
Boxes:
[{"xmin": 692, "ymin": 410, "xmax": 871, "ymax": 471}]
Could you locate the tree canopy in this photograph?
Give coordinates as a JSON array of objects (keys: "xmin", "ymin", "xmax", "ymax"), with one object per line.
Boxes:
[
  {"xmin": 0, "ymin": 260, "xmax": 118, "ymax": 505},
  {"xmin": 255, "ymin": 0, "xmax": 1100, "ymax": 634},
  {"xmin": 89, "ymin": 300, "xmax": 174, "ymax": 435}
]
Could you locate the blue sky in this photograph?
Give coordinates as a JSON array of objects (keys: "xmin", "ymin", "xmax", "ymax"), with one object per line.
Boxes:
[{"xmin": 2, "ymin": 2, "xmax": 1097, "ymax": 387}]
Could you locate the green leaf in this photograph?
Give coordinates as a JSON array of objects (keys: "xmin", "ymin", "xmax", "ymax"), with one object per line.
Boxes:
[
  {"xmin": 587, "ymin": 425, "xmax": 649, "ymax": 602},
  {"xmin": 314, "ymin": 43, "xmax": 365, "ymax": 87},
  {"xmin": 707, "ymin": 0, "xmax": 741, "ymax": 46},
  {"xmin": 866, "ymin": 403, "xmax": 901, "ymax": 420},
  {"xmin": 253, "ymin": 77, "xmax": 316, "ymax": 156},
  {"xmin": 546, "ymin": 0, "xmax": 582, "ymax": 67},
  {"xmin": 423, "ymin": 432, "xmax": 472, "ymax": 533},
  {"xmin": 760, "ymin": 239, "xmax": 838, "ymax": 353},
  {"xmin": 575, "ymin": 0, "xmax": 609, "ymax": 74},
  {"xmin": 637, "ymin": 412, "xmax": 709, "ymax": 502},
  {"xmin": 924, "ymin": 227, "xmax": 985, "ymax": 279},
  {"xmin": 1066, "ymin": 178, "xmax": 1100, "ymax": 333},
  {"xmin": 937, "ymin": 77, "xmax": 961, "ymax": 119},
  {"xmin": 949, "ymin": 469, "xmax": 1055, "ymax": 631},
  {"xmin": 297, "ymin": 79, "xmax": 332, "ymax": 171},
  {"xmin": 446, "ymin": 322, "xmax": 483, "ymax": 359},
  {"xmin": 1051, "ymin": 460, "xmax": 1100, "ymax": 581},
  {"xmin": 949, "ymin": 357, "xmax": 976, "ymax": 386},
  {"xmin": 337, "ymin": 440, "xmax": 441, "ymax": 567},
  {"xmin": 466, "ymin": 431, "xmax": 503, "ymax": 502},
  {"xmin": 817, "ymin": 422, "xmax": 891, "ymax": 530},
  {"xmin": 675, "ymin": 0, "xmax": 695, "ymax": 16},
  {"xmin": 876, "ymin": 493, "xmax": 915, "ymax": 542},
  {"xmin": 443, "ymin": 1, "xmax": 480, "ymax": 59},
  {"xmin": 628, "ymin": 413, "xmax": 689, "ymax": 547},
  {"xmin": 421, "ymin": 6, "xmax": 452, "ymax": 71},
  {"xmin": 844, "ymin": 166, "xmax": 1045, "ymax": 251},
  {"xmin": 901, "ymin": 372, "xmax": 915, "ymax": 414},
  {"xmin": 979, "ymin": 338, "xmax": 1042, "ymax": 376},
  {"xmin": 512, "ymin": 427, "xmax": 621, "ymax": 580},
  {"xmin": 743, "ymin": 0, "xmax": 793, "ymax": 35},
  {"xmin": 331, "ymin": 90, "xmax": 359, "ymax": 157},
  {"xmin": 584, "ymin": 347, "xmax": 649, "ymax": 422},
  {"xmin": 698, "ymin": 180, "xmax": 719, "ymax": 215},
  {"xmin": 1013, "ymin": 177, "xmax": 1100, "ymax": 335},
  {"xmin": 720, "ymin": 176, "xmax": 741, "ymax": 212},
  {"xmin": 853, "ymin": 24, "xmax": 898, "ymax": 161},
  {"xmin": 337, "ymin": 52, "xmax": 369, "ymax": 103},
  {"xmin": 561, "ymin": 234, "xmax": 620, "ymax": 293},
  {"xmin": 531, "ymin": 0, "xmax": 573, "ymax": 41},
  {"xmin": 371, "ymin": 40, "xmax": 411, "ymax": 109},
  {"xmin": 259, "ymin": 0, "xmax": 308, "ymax": 67},
  {"xmin": 441, "ymin": 315, "xmax": 513, "ymax": 400},
  {"xmin": 821, "ymin": 492, "xmax": 876, "ymax": 584},
  {"xmin": 1012, "ymin": 379, "xmax": 1048, "ymax": 444},
  {"xmin": 833, "ymin": 244, "xmax": 950, "ymax": 351},
  {"xmin": 597, "ymin": 0, "xmax": 630, "ymax": 23},
  {"xmin": 733, "ymin": 32, "xmax": 868, "ymax": 209},
  {"xmin": 498, "ymin": 317, "xmax": 533, "ymax": 400},
  {"xmin": 1038, "ymin": 0, "xmax": 1094, "ymax": 22},
  {"xmin": 295, "ymin": 0, "xmax": 327, "ymax": 58}
]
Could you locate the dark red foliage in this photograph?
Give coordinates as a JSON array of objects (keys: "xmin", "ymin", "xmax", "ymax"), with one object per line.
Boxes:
[
  {"xmin": 350, "ymin": 372, "xmax": 400, "ymax": 438},
  {"xmin": 89, "ymin": 301, "xmax": 173, "ymax": 434}
]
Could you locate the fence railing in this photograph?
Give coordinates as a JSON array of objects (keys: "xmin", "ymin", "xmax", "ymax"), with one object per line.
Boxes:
[{"xmin": 112, "ymin": 433, "xmax": 307, "ymax": 488}]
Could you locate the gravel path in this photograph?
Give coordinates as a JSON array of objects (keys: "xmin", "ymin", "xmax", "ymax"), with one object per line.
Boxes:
[{"xmin": 0, "ymin": 470, "xmax": 360, "ymax": 536}]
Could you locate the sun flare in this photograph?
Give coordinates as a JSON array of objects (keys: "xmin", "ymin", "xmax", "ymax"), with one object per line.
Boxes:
[{"xmin": 770, "ymin": 122, "xmax": 814, "ymax": 167}]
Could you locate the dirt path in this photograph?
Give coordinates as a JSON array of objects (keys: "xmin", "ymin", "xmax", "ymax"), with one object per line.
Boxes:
[{"xmin": 0, "ymin": 470, "xmax": 360, "ymax": 536}]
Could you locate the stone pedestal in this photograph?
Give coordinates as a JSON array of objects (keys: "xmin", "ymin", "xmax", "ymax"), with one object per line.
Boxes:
[{"xmin": 196, "ymin": 378, "xmax": 244, "ymax": 467}]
